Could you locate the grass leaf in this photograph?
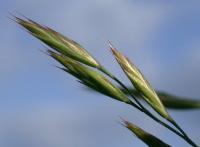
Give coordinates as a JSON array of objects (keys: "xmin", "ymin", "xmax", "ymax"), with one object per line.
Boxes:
[
  {"xmin": 120, "ymin": 88, "xmax": 200, "ymax": 109},
  {"xmin": 85, "ymin": 86, "xmax": 200, "ymax": 109}
]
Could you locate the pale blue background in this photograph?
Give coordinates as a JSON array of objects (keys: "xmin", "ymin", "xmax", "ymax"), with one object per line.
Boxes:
[{"xmin": 0, "ymin": 1, "xmax": 200, "ymax": 147}]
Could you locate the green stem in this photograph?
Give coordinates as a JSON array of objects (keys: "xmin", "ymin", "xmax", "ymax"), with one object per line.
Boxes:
[
  {"xmin": 99, "ymin": 66, "xmax": 142, "ymax": 108},
  {"xmin": 130, "ymin": 101, "xmax": 184, "ymax": 138},
  {"xmin": 99, "ymin": 66, "xmax": 198, "ymax": 147},
  {"xmin": 143, "ymin": 106, "xmax": 198, "ymax": 147},
  {"xmin": 169, "ymin": 119, "xmax": 198, "ymax": 147}
]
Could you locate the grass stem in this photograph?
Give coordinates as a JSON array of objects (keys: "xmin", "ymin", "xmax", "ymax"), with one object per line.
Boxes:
[{"xmin": 99, "ymin": 66, "xmax": 198, "ymax": 147}]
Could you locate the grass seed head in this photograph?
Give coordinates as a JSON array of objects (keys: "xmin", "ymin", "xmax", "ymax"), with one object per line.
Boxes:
[
  {"xmin": 109, "ymin": 43, "xmax": 170, "ymax": 119},
  {"xmin": 123, "ymin": 120, "xmax": 171, "ymax": 147},
  {"xmin": 48, "ymin": 50, "xmax": 131, "ymax": 104},
  {"xmin": 15, "ymin": 16, "xmax": 100, "ymax": 68}
]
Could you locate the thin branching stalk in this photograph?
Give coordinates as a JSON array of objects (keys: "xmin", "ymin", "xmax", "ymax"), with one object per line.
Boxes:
[
  {"xmin": 107, "ymin": 43, "xmax": 198, "ymax": 147},
  {"xmin": 169, "ymin": 120, "xmax": 198, "ymax": 147},
  {"xmin": 99, "ymin": 66, "xmax": 198, "ymax": 147}
]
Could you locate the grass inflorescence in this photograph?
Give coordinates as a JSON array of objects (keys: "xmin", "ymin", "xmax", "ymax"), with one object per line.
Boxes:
[{"xmin": 14, "ymin": 15, "xmax": 199, "ymax": 147}]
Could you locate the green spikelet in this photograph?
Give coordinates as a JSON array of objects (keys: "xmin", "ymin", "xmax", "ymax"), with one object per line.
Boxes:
[
  {"xmin": 109, "ymin": 43, "xmax": 170, "ymax": 120},
  {"xmin": 15, "ymin": 16, "xmax": 100, "ymax": 68},
  {"xmin": 123, "ymin": 120, "xmax": 171, "ymax": 147},
  {"xmin": 48, "ymin": 50, "xmax": 131, "ymax": 104}
]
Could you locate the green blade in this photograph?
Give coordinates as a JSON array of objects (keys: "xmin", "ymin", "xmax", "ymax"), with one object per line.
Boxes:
[
  {"xmin": 122, "ymin": 88, "xmax": 200, "ymax": 109},
  {"xmin": 85, "ymin": 87, "xmax": 200, "ymax": 109},
  {"xmin": 156, "ymin": 92, "xmax": 200, "ymax": 109}
]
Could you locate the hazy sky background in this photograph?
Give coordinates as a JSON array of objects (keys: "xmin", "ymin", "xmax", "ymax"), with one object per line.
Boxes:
[{"xmin": 0, "ymin": 1, "xmax": 200, "ymax": 147}]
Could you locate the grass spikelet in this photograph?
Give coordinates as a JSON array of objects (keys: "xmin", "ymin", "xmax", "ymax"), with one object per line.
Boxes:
[
  {"xmin": 14, "ymin": 16, "xmax": 100, "ymax": 68},
  {"xmin": 48, "ymin": 50, "xmax": 131, "ymax": 104},
  {"xmin": 123, "ymin": 120, "xmax": 171, "ymax": 147},
  {"xmin": 109, "ymin": 43, "xmax": 170, "ymax": 120}
]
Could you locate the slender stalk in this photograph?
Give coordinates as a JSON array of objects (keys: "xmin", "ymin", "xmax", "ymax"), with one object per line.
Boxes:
[
  {"xmin": 169, "ymin": 119, "xmax": 198, "ymax": 147},
  {"xmin": 141, "ymin": 105, "xmax": 198, "ymax": 147},
  {"xmin": 99, "ymin": 66, "xmax": 143, "ymax": 108},
  {"xmin": 129, "ymin": 101, "xmax": 184, "ymax": 138},
  {"xmin": 99, "ymin": 66, "xmax": 198, "ymax": 147}
]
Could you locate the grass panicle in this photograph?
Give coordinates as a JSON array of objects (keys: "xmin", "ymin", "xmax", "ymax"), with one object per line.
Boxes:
[{"xmin": 15, "ymin": 16, "xmax": 199, "ymax": 147}]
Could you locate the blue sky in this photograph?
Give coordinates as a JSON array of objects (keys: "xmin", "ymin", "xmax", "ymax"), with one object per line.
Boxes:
[{"xmin": 0, "ymin": 1, "xmax": 200, "ymax": 147}]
